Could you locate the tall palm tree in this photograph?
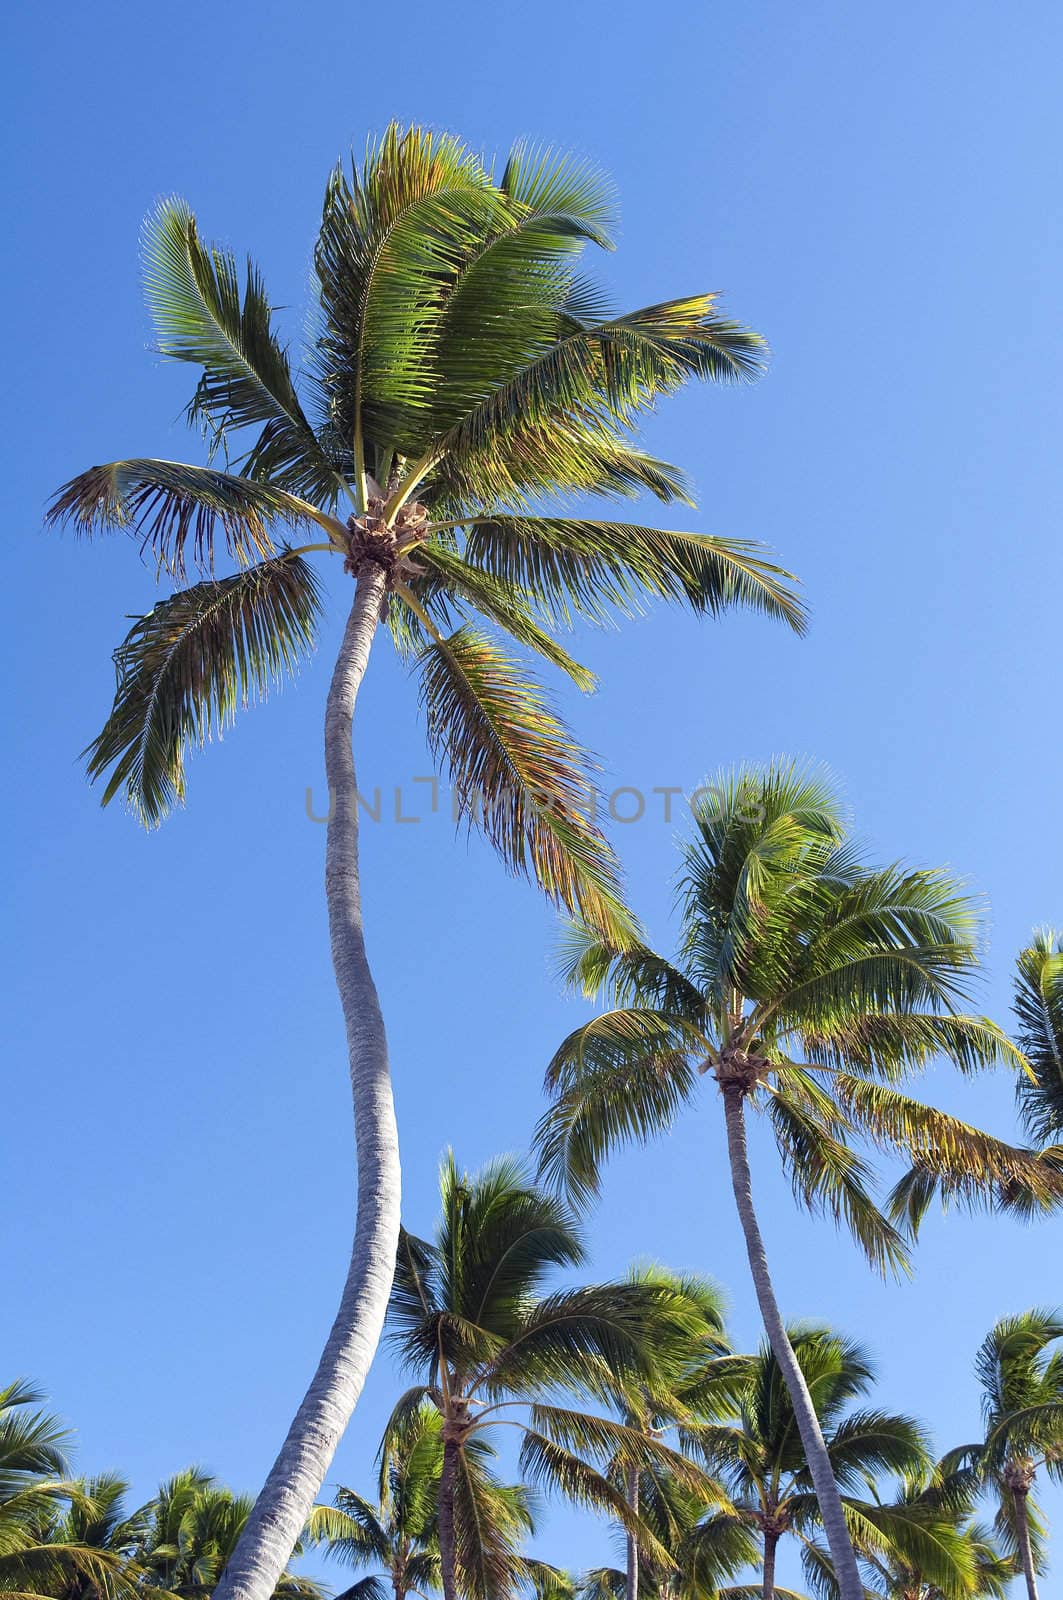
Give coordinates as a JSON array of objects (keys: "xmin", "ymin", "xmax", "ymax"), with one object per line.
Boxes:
[
  {"xmin": 385, "ymin": 1153, "xmax": 725, "ymax": 1600},
  {"xmin": 689, "ymin": 1328, "xmax": 944, "ymax": 1600},
  {"xmin": 1012, "ymin": 931, "xmax": 1063, "ymax": 1148},
  {"xmin": 45, "ymin": 126, "xmax": 803, "ymax": 1600},
  {"xmin": 533, "ymin": 761, "xmax": 1060, "ymax": 1600},
  {"xmin": 945, "ymin": 1309, "xmax": 1063, "ymax": 1600}
]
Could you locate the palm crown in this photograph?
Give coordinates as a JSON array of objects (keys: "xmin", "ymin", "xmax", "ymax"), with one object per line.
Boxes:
[
  {"xmin": 47, "ymin": 124, "xmax": 803, "ymax": 942},
  {"xmin": 535, "ymin": 759, "xmax": 1058, "ymax": 1258},
  {"xmin": 385, "ymin": 1154, "xmax": 729, "ymax": 1600}
]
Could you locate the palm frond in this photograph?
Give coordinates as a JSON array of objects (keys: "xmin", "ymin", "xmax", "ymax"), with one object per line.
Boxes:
[
  {"xmin": 46, "ymin": 459, "xmax": 342, "ymax": 577},
  {"xmin": 1013, "ymin": 929, "xmax": 1063, "ymax": 1143},
  {"xmin": 414, "ymin": 624, "xmax": 634, "ymax": 941},
  {"xmin": 84, "ymin": 552, "xmax": 321, "ymax": 824},
  {"xmin": 142, "ymin": 199, "xmax": 340, "ymax": 502},
  {"xmin": 458, "ymin": 517, "xmax": 805, "ymax": 632}
]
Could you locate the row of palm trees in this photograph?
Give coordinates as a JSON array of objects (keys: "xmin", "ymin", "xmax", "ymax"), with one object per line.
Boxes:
[
  {"xmin": 9, "ymin": 1183, "xmax": 1061, "ymax": 1600},
  {"xmin": 46, "ymin": 124, "xmax": 1063, "ymax": 1600}
]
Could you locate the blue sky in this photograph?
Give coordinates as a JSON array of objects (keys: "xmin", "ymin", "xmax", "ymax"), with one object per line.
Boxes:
[{"xmin": 5, "ymin": 0, "xmax": 1063, "ymax": 1590}]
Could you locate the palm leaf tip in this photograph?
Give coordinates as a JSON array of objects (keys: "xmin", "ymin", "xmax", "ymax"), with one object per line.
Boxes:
[{"xmin": 84, "ymin": 551, "xmax": 322, "ymax": 826}]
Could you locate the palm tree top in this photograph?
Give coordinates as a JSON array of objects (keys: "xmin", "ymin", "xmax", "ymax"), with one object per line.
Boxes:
[
  {"xmin": 1012, "ymin": 929, "xmax": 1063, "ymax": 1146},
  {"xmin": 46, "ymin": 124, "xmax": 805, "ymax": 945},
  {"xmin": 536, "ymin": 757, "xmax": 1063, "ymax": 1260}
]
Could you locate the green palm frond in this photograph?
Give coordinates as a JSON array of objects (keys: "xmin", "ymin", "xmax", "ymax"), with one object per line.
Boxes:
[
  {"xmin": 764, "ymin": 1089, "xmax": 910, "ymax": 1276},
  {"xmin": 142, "ymin": 199, "xmax": 340, "ymax": 503},
  {"xmin": 451, "ymin": 1455, "xmax": 532, "ymax": 1600},
  {"xmin": 414, "ymin": 623, "xmax": 633, "ymax": 941},
  {"xmin": 84, "ymin": 552, "xmax": 322, "ymax": 824},
  {"xmin": 535, "ymin": 1015, "xmax": 701, "ymax": 1207},
  {"xmin": 516, "ymin": 1434, "xmax": 670, "ymax": 1567},
  {"xmin": 1012, "ymin": 929, "xmax": 1063, "ymax": 1144},
  {"xmin": 46, "ymin": 459, "xmax": 342, "ymax": 577},
  {"xmin": 458, "ymin": 516, "xmax": 805, "ymax": 631}
]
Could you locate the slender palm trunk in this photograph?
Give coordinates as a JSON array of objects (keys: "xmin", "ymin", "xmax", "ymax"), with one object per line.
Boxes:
[
  {"xmin": 1011, "ymin": 1486, "xmax": 1040, "ymax": 1600},
  {"xmin": 719, "ymin": 1084, "xmax": 863, "ymax": 1600},
  {"xmin": 761, "ymin": 1529, "xmax": 778, "ymax": 1600},
  {"xmin": 625, "ymin": 1464, "xmax": 639, "ymax": 1600},
  {"xmin": 215, "ymin": 567, "xmax": 401, "ymax": 1600},
  {"xmin": 438, "ymin": 1436, "xmax": 461, "ymax": 1600}
]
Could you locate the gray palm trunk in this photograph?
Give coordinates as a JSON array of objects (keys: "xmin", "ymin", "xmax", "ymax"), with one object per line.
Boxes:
[
  {"xmin": 215, "ymin": 565, "xmax": 402, "ymax": 1600},
  {"xmin": 625, "ymin": 1463, "xmax": 639, "ymax": 1600},
  {"xmin": 719, "ymin": 1083, "xmax": 864, "ymax": 1600},
  {"xmin": 761, "ymin": 1528, "xmax": 778, "ymax": 1600},
  {"xmin": 1010, "ymin": 1483, "xmax": 1040, "ymax": 1600},
  {"xmin": 437, "ymin": 1435, "xmax": 461, "ymax": 1600}
]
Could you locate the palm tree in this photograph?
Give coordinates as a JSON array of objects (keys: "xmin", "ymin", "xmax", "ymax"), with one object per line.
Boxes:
[
  {"xmin": 134, "ymin": 1470, "xmax": 323, "ymax": 1600},
  {"xmin": 944, "ymin": 1309, "xmax": 1063, "ymax": 1600},
  {"xmin": 40, "ymin": 1473, "xmax": 151, "ymax": 1600},
  {"xmin": 307, "ymin": 1402, "xmax": 444, "ymax": 1600},
  {"xmin": 0, "ymin": 1381, "xmax": 134, "ymax": 1600},
  {"xmin": 689, "ymin": 1327, "xmax": 945, "ymax": 1599},
  {"xmin": 533, "ymin": 760, "xmax": 1060, "ymax": 1600},
  {"xmin": 587, "ymin": 1269, "xmax": 743, "ymax": 1600},
  {"xmin": 45, "ymin": 125, "xmax": 803, "ymax": 1600},
  {"xmin": 831, "ymin": 1465, "xmax": 1014, "ymax": 1600},
  {"xmin": 386, "ymin": 1153, "xmax": 726, "ymax": 1600},
  {"xmin": 1013, "ymin": 931, "xmax": 1063, "ymax": 1147}
]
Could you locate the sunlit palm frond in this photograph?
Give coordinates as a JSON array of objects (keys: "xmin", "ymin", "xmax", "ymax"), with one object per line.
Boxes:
[
  {"xmin": 414, "ymin": 624, "xmax": 633, "ymax": 941},
  {"xmin": 1012, "ymin": 929, "xmax": 1063, "ymax": 1144},
  {"xmin": 141, "ymin": 199, "xmax": 340, "ymax": 503}
]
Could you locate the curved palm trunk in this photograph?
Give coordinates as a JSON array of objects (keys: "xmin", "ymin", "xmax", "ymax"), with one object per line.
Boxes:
[
  {"xmin": 216, "ymin": 567, "xmax": 401, "ymax": 1600},
  {"xmin": 1011, "ymin": 1486, "xmax": 1040, "ymax": 1600},
  {"xmin": 719, "ymin": 1085, "xmax": 863, "ymax": 1600},
  {"xmin": 761, "ymin": 1528, "xmax": 778, "ymax": 1600},
  {"xmin": 438, "ymin": 1436, "xmax": 461, "ymax": 1600},
  {"xmin": 625, "ymin": 1464, "xmax": 639, "ymax": 1600}
]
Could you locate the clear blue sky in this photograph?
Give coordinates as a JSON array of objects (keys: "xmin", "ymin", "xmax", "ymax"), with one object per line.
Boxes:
[{"xmin": 5, "ymin": 0, "xmax": 1063, "ymax": 1591}]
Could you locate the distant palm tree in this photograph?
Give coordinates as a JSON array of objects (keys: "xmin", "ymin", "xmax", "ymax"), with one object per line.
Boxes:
[
  {"xmin": 828, "ymin": 1463, "xmax": 1014, "ymax": 1599},
  {"xmin": 691, "ymin": 1328, "xmax": 934, "ymax": 1600},
  {"xmin": 134, "ymin": 1469, "xmax": 322, "ymax": 1600},
  {"xmin": 534, "ymin": 761, "xmax": 1057, "ymax": 1600},
  {"xmin": 46, "ymin": 124, "xmax": 802, "ymax": 1600},
  {"xmin": 386, "ymin": 1154, "xmax": 720, "ymax": 1600},
  {"xmin": 946, "ymin": 1310, "xmax": 1063, "ymax": 1600},
  {"xmin": 1013, "ymin": 931, "xmax": 1063, "ymax": 1147},
  {"xmin": 0, "ymin": 1381, "xmax": 135, "ymax": 1600}
]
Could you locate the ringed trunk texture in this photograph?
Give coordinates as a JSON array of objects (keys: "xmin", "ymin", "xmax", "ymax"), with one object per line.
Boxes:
[
  {"xmin": 625, "ymin": 1463, "xmax": 639, "ymax": 1600},
  {"xmin": 438, "ymin": 1435, "xmax": 461, "ymax": 1600},
  {"xmin": 719, "ymin": 1085, "xmax": 864, "ymax": 1600},
  {"xmin": 1011, "ymin": 1487, "xmax": 1040, "ymax": 1600},
  {"xmin": 215, "ymin": 567, "xmax": 400, "ymax": 1600},
  {"xmin": 761, "ymin": 1528, "xmax": 778, "ymax": 1600}
]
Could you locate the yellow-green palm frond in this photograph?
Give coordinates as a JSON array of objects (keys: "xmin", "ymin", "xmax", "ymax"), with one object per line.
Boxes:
[
  {"xmin": 84, "ymin": 553, "xmax": 322, "ymax": 825},
  {"xmin": 415, "ymin": 625, "xmax": 634, "ymax": 942},
  {"xmin": 141, "ymin": 199, "xmax": 341, "ymax": 503},
  {"xmin": 45, "ymin": 459, "xmax": 343, "ymax": 577},
  {"xmin": 1012, "ymin": 928, "xmax": 1063, "ymax": 1144},
  {"xmin": 456, "ymin": 516, "xmax": 805, "ymax": 632}
]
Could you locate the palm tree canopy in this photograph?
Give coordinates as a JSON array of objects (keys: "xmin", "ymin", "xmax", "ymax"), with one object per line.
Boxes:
[
  {"xmin": 46, "ymin": 125, "xmax": 804, "ymax": 943},
  {"xmin": 1012, "ymin": 930, "xmax": 1063, "ymax": 1145},
  {"xmin": 534, "ymin": 759, "xmax": 1063, "ymax": 1258},
  {"xmin": 385, "ymin": 1154, "xmax": 733, "ymax": 1589}
]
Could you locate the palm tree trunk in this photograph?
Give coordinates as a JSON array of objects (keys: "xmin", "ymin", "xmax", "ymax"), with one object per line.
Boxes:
[
  {"xmin": 438, "ymin": 1436, "xmax": 460, "ymax": 1600},
  {"xmin": 625, "ymin": 1464, "xmax": 639, "ymax": 1600},
  {"xmin": 215, "ymin": 566, "xmax": 401, "ymax": 1600},
  {"xmin": 719, "ymin": 1084, "xmax": 863, "ymax": 1600},
  {"xmin": 761, "ymin": 1528, "xmax": 778, "ymax": 1600},
  {"xmin": 1011, "ymin": 1487, "xmax": 1040, "ymax": 1600}
]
